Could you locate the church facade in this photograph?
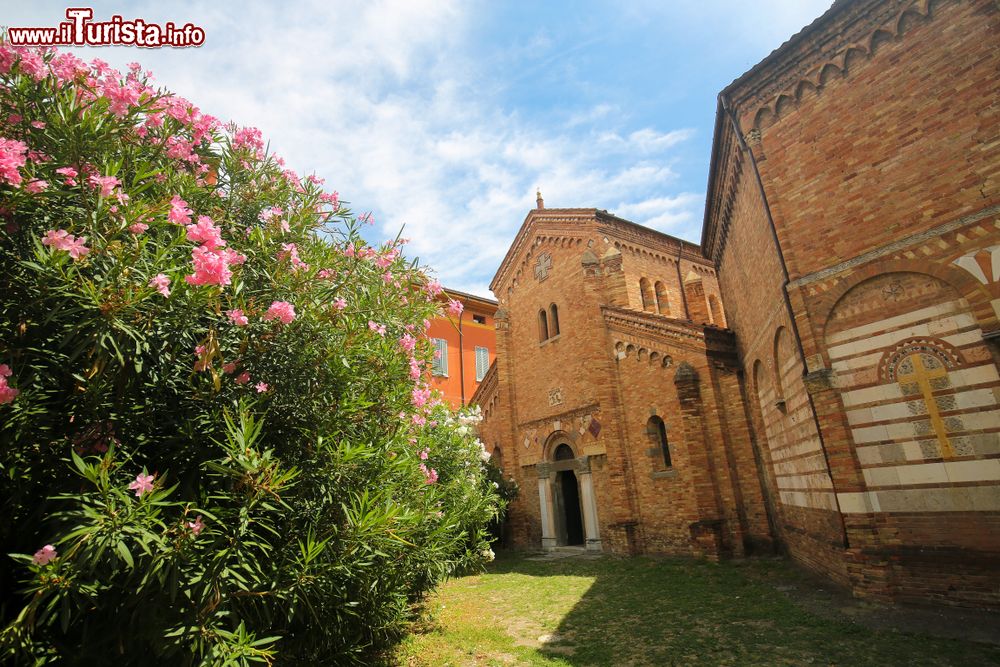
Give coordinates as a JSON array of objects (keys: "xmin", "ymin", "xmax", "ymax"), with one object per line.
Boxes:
[{"xmin": 474, "ymin": 0, "xmax": 1000, "ymax": 608}]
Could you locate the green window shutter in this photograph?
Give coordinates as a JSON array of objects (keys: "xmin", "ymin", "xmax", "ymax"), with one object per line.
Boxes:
[
  {"xmin": 475, "ymin": 346, "xmax": 489, "ymax": 381},
  {"xmin": 432, "ymin": 338, "xmax": 449, "ymax": 377}
]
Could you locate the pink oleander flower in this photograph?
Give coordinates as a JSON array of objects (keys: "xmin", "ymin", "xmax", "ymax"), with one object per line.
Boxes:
[
  {"xmin": 100, "ymin": 78, "xmax": 142, "ymax": 116},
  {"xmin": 185, "ymin": 246, "xmax": 233, "ymax": 286},
  {"xmin": 222, "ymin": 362, "xmax": 237, "ymax": 374},
  {"xmin": 187, "ymin": 516, "xmax": 204, "ymax": 536},
  {"xmin": 368, "ymin": 320, "xmax": 386, "ymax": 336},
  {"xmin": 168, "ymin": 195, "xmax": 192, "ymax": 225},
  {"xmin": 425, "ymin": 279, "xmax": 443, "ymax": 298},
  {"xmin": 343, "ymin": 243, "xmax": 356, "ymax": 258},
  {"xmin": 186, "ymin": 215, "xmax": 225, "ymax": 250},
  {"xmin": 128, "ymin": 473, "xmax": 155, "ymax": 497},
  {"xmin": 41, "ymin": 229, "xmax": 89, "ymax": 260},
  {"xmin": 222, "ymin": 248, "xmax": 246, "ymax": 265},
  {"xmin": 359, "ymin": 211, "xmax": 374, "ymax": 225},
  {"xmin": 255, "ymin": 382, "xmax": 269, "ymax": 393},
  {"xmin": 232, "ymin": 126, "xmax": 265, "ymax": 159},
  {"xmin": 409, "ymin": 357, "xmax": 421, "ymax": 380},
  {"xmin": 33, "ymin": 545, "xmax": 57, "ymax": 566},
  {"xmin": 398, "ymin": 333, "xmax": 416, "ymax": 353},
  {"xmin": 55, "ymin": 166, "xmax": 78, "ymax": 185},
  {"xmin": 129, "ymin": 222, "xmax": 148, "ymax": 235},
  {"xmin": 419, "ymin": 463, "xmax": 438, "ymax": 485},
  {"xmin": 277, "ymin": 242, "xmax": 308, "ymax": 270},
  {"xmin": 0, "ymin": 137, "xmax": 29, "ymax": 186},
  {"xmin": 18, "ymin": 51, "xmax": 47, "ymax": 81},
  {"xmin": 322, "ymin": 190, "xmax": 340, "ymax": 208},
  {"xmin": 235, "ymin": 372, "xmax": 251, "ymax": 385},
  {"xmin": 149, "ymin": 273, "xmax": 171, "ymax": 297},
  {"xmin": 419, "ymin": 448, "xmax": 429, "ymax": 460},
  {"xmin": 258, "ymin": 206, "xmax": 282, "ymax": 222},
  {"xmin": 262, "ymin": 301, "xmax": 296, "ymax": 324},
  {"xmin": 227, "ymin": 309, "xmax": 249, "ymax": 326},
  {"xmin": 0, "ymin": 363, "xmax": 18, "ymax": 405},
  {"xmin": 30, "ymin": 121, "xmax": 46, "ymax": 130},
  {"xmin": 24, "ymin": 179, "xmax": 48, "ymax": 193},
  {"xmin": 447, "ymin": 299, "xmax": 463, "ymax": 316},
  {"xmin": 412, "ymin": 386, "xmax": 432, "ymax": 409},
  {"xmin": 332, "ymin": 297, "xmax": 347, "ymax": 310},
  {"xmin": 50, "ymin": 52, "xmax": 89, "ymax": 82},
  {"xmin": 88, "ymin": 174, "xmax": 120, "ymax": 198}
]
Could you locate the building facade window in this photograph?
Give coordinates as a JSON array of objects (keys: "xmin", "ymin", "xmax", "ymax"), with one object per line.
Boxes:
[
  {"xmin": 654, "ymin": 281, "xmax": 670, "ymax": 315},
  {"xmin": 538, "ymin": 309, "xmax": 549, "ymax": 342},
  {"xmin": 475, "ymin": 346, "xmax": 490, "ymax": 381},
  {"xmin": 648, "ymin": 416, "xmax": 671, "ymax": 467},
  {"xmin": 639, "ymin": 277, "xmax": 655, "ymax": 311},
  {"xmin": 431, "ymin": 338, "xmax": 449, "ymax": 377},
  {"xmin": 549, "ymin": 303, "xmax": 560, "ymax": 336},
  {"xmin": 708, "ymin": 294, "xmax": 725, "ymax": 327}
]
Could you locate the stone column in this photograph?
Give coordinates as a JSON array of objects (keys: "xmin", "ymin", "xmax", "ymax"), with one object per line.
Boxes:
[
  {"xmin": 536, "ymin": 463, "xmax": 557, "ymax": 550},
  {"xmin": 578, "ymin": 457, "xmax": 602, "ymax": 551}
]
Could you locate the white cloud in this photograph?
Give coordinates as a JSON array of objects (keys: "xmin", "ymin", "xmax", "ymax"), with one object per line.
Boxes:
[{"xmin": 8, "ymin": 1, "xmax": 716, "ymax": 297}]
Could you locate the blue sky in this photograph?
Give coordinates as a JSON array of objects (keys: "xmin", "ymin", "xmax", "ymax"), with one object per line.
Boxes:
[{"xmin": 9, "ymin": 1, "xmax": 831, "ymax": 296}]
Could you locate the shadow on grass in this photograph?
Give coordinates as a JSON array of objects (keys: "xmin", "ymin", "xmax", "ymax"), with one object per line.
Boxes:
[{"xmin": 488, "ymin": 553, "xmax": 1000, "ymax": 667}]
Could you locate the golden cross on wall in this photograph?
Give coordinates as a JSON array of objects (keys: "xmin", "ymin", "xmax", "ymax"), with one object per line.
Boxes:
[{"xmin": 896, "ymin": 353, "xmax": 953, "ymax": 457}]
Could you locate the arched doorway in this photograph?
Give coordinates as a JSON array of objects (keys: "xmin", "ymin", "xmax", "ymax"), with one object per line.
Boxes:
[{"xmin": 553, "ymin": 444, "xmax": 584, "ymax": 546}]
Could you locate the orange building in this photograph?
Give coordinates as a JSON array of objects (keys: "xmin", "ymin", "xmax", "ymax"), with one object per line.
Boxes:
[{"xmin": 426, "ymin": 288, "xmax": 498, "ymax": 408}]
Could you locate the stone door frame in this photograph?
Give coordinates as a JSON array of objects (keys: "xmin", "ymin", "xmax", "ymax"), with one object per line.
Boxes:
[{"xmin": 536, "ymin": 436, "xmax": 602, "ymax": 551}]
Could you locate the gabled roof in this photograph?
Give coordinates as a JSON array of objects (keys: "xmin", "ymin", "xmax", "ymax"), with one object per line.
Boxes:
[{"xmin": 490, "ymin": 207, "xmax": 707, "ymax": 294}]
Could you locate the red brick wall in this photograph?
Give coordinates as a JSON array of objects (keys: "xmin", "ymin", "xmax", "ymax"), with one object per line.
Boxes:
[
  {"xmin": 707, "ymin": 0, "xmax": 1000, "ymax": 607},
  {"xmin": 745, "ymin": 0, "xmax": 1000, "ymax": 282}
]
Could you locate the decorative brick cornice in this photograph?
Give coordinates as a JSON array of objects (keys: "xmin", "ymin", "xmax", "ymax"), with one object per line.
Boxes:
[
  {"xmin": 602, "ymin": 305, "xmax": 707, "ymax": 348},
  {"xmin": 726, "ymin": 0, "xmax": 952, "ymax": 132},
  {"xmin": 703, "ymin": 0, "xmax": 982, "ymax": 262}
]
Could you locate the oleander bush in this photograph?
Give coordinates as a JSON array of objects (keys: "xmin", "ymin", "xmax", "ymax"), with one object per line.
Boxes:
[{"xmin": 0, "ymin": 44, "xmax": 502, "ymax": 665}]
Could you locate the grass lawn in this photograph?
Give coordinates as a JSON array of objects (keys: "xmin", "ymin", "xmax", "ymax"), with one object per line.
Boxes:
[{"xmin": 395, "ymin": 552, "xmax": 1000, "ymax": 666}]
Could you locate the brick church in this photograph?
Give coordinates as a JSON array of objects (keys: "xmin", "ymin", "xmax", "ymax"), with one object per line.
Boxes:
[{"xmin": 473, "ymin": 0, "xmax": 1000, "ymax": 608}]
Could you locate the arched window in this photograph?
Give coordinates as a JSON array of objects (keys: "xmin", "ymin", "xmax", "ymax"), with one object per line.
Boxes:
[
  {"xmin": 773, "ymin": 327, "xmax": 791, "ymax": 411},
  {"xmin": 639, "ymin": 277, "xmax": 655, "ymax": 312},
  {"xmin": 647, "ymin": 416, "xmax": 671, "ymax": 467},
  {"xmin": 492, "ymin": 445, "xmax": 503, "ymax": 472},
  {"xmin": 708, "ymin": 294, "xmax": 725, "ymax": 327},
  {"xmin": 654, "ymin": 281, "xmax": 670, "ymax": 315},
  {"xmin": 554, "ymin": 443, "xmax": 575, "ymax": 460},
  {"xmin": 752, "ymin": 359, "xmax": 767, "ymax": 411},
  {"xmin": 538, "ymin": 309, "xmax": 549, "ymax": 342},
  {"xmin": 549, "ymin": 303, "xmax": 560, "ymax": 336}
]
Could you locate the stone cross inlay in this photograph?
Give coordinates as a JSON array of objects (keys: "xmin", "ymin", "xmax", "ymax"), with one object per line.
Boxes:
[
  {"xmin": 897, "ymin": 352, "xmax": 953, "ymax": 457},
  {"xmin": 534, "ymin": 253, "xmax": 552, "ymax": 281}
]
